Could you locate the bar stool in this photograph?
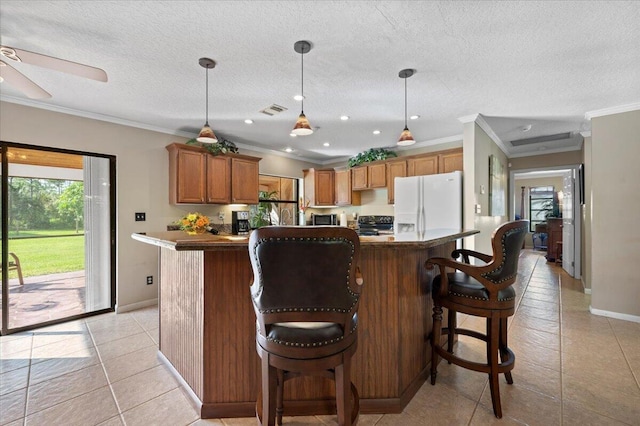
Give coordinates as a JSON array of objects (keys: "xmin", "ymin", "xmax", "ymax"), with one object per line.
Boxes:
[
  {"xmin": 426, "ymin": 220, "xmax": 528, "ymax": 418},
  {"xmin": 249, "ymin": 226, "xmax": 363, "ymax": 426}
]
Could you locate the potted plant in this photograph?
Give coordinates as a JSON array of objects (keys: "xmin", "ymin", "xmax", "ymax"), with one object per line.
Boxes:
[
  {"xmin": 347, "ymin": 148, "xmax": 397, "ymax": 168},
  {"xmin": 185, "ymin": 137, "xmax": 239, "ymax": 155}
]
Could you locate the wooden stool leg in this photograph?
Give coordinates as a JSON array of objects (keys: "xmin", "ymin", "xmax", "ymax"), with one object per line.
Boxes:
[
  {"xmin": 499, "ymin": 317, "xmax": 513, "ymax": 384},
  {"xmin": 261, "ymin": 355, "xmax": 277, "ymax": 426},
  {"xmin": 447, "ymin": 309, "xmax": 456, "ymax": 363},
  {"xmin": 276, "ymin": 369, "xmax": 284, "ymax": 425},
  {"xmin": 487, "ymin": 317, "xmax": 503, "ymax": 418},
  {"xmin": 335, "ymin": 357, "xmax": 352, "ymax": 426},
  {"xmin": 431, "ymin": 304, "xmax": 443, "ymax": 385}
]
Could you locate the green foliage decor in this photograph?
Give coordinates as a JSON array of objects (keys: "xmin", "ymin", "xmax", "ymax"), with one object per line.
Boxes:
[
  {"xmin": 186, "ymin": 137, "xmax": 239, "ymax": 155},
  {"xmin": 347, "ymin": 148, "xmax": 397, "ymax": 168}
]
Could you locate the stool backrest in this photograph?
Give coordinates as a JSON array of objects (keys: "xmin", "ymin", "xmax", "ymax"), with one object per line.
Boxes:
[
  {"xmin": 249, "ymin": 226, "xmax": 362, "ymax": 327},
  {"xmin": 482, "ymin": 220, "xmax": 529, "ymax": 285}
]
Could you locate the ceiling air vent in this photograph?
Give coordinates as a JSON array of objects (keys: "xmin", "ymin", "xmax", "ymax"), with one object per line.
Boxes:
[
  {"xmin": 510, "ymin": 132, "xmax": 572, "ymax": 147},
  {"xmin": 260, "ymin": 104, "xmax": 288, "ymax": 116}
]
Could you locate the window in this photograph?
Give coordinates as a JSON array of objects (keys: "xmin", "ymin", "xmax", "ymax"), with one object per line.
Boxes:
[{"xmin": 529, "ymin": 186, "xmax": 554, "ymax": 232}]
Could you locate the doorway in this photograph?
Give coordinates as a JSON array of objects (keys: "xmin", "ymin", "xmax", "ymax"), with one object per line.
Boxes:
[
  {"xmin": 511, "ymin": 165, "xmax": 582, "ymax": 279},
  {"xmin": 1, "ymin": 142, "xmax": 116, "ymax": 335}
]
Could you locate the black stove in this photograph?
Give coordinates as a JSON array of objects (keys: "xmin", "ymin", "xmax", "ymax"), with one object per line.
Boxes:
[{"xmin": 356, "ymin": 215, "xmax": 394, "ymax": 236}]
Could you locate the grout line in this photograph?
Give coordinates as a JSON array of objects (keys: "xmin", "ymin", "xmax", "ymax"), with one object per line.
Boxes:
[
  {"xmin": 86, "ymin": 317, "xmax": 127, "ymax": 425},
  {"xmin": 608, "ymin": 317, "xmax": 640, "ymax": 392},
  {"xmin": 558, "ymin": 266, "xmax": 565, "ymax": 424},
  {"xmin": 21, "ymin": 333, "xmax": 35, "ymax": 426}
]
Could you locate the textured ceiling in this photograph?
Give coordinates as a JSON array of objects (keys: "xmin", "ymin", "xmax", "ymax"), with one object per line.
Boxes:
[{"xmin": 1, "ymin": 1, "xmax": 639, "ymax": 163}]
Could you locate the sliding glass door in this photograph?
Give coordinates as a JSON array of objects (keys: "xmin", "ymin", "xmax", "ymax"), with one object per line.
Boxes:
[{"xmin": 1, "ymin": 142, "xmax": 115, "ymax": 335}]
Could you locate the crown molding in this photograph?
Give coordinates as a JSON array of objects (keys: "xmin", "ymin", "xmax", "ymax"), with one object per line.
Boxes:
[
  {"xmin": 507, "ymin": 144, "xmax": 582, "ymax": 158},
  {"xmin": 584, "ymin": 102, "xmax": 640, "ymax": 120},
  {"xmin": 580, "ymin": 131, "xmax": 591, "ymax": 138},
  {"xmin": 1, "ymin": 95, "xmax": 196, "ymax": 138},
  {"xmin": 473, "ymin": 114, "xmax": 510, "ymax": 157}
]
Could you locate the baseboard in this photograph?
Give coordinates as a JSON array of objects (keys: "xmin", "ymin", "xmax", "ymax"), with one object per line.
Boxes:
[
  {"xmin": 581, "ymin": 277, "xmax": 591, "ymax": 294},
  {"xmin": 589, "ymin": 306, "xmax": 640, "ymax": 323},
  {"xmin": 116, "ymin": 298, "xmax": 158, "ymax": 313}
]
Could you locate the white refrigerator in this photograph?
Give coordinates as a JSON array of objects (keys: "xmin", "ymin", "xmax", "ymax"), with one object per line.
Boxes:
[{"xmin": 394, "ymin": 171, "xmax": 462, "ymax": 241}]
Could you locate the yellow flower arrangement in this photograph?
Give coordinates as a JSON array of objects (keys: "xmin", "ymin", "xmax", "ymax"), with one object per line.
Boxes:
[{"xmin": 178, "ymin": 212, "xmax": 210, "ymax": 235}]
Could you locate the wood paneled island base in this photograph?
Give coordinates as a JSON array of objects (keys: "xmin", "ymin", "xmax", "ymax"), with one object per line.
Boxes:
[{"xmin": 132, "ymin": 230, "xmax": 478, "ymax": 419}]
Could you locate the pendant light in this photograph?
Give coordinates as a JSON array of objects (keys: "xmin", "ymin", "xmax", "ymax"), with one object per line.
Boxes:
[
  {"xmin": 197, "ymin": 57, "xmax": 218, "ymax": 143},
  {"xmin": 397, "ymin": 68, "xmax": 416, "ymax": 146},
  {"xmin": 291, "ymin": 40, "xmax": 313, "ymax": 136}
]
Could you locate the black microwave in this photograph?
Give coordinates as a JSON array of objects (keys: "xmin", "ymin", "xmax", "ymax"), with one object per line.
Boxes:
[{"xmin": 311, "ymin": 214, "xmax": 337, "ymax": 226}]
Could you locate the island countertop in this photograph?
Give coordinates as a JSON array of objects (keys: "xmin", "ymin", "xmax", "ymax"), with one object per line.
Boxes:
[{"xmin": 131, "ymin": 228, "xmax": 479, "ymax": 251}]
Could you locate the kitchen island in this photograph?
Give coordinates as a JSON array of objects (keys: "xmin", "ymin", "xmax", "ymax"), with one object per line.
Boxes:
[{"xmin": 132, "ymin": 229, "xmax": 478, "ymax": 418}]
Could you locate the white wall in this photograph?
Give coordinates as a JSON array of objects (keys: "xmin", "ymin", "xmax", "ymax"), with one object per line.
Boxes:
[
  {"xmin": 0, "ymin": 102, "xmax": 322, "ymax": 311},
  {"xmin": 590, "ymin": 109, "xmax": 640, "ymax": 320}
]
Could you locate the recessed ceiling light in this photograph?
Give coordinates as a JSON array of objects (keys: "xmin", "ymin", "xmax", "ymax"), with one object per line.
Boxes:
[
  {"xmin": 410, "ymin": 115, "xmax": 420, "ymax": 120},
  {"xmin": 323, "ymin": 142, "xmax": 330, "ymax": 147},
  {"xmin": 340, "ymin": 115, "xmax": 349, "ymax": 121},
  {"xmin": 293, "ymin": 95, "xmax": 304, "ymax": 101},
  {"xmin": 285, "ymin": 147, "xmax": 294, "ymax": 153},
  {"xmin": 289, "ymin": 133, "xmax": 297, "ymax": 137},
  {"xmin": 373, "ymin": 130, "xmax": 381, "ymax": 135},
  {"xmin": 244, "ymin": 119, "xmax": 253, "ymax": 124},
  {"xmin": 523, "ymin": 125, "xmax": 532, "ymax": 132}
]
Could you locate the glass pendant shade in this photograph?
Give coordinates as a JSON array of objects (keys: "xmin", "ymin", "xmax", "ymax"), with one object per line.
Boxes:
[
  {"xmin": 397, "ymin": 126, "xmax": 416, "ymax": 146},
  {"xmin": 292, "ymin": 112, "xmax": 313, "ymax": 136},
  {"xmin": 197, "ymin": 123, "xmax": 218, "ymax": 143}
]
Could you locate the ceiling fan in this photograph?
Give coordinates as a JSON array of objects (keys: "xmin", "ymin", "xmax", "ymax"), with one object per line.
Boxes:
[{"xmin": 0, "ymin": 45, "xmax": 107, "ymax": 99}]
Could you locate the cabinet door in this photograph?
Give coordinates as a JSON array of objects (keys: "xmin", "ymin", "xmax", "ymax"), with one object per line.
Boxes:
[
  {"xmin": 351, "ymin": 167, "xmax": 368, "ymax": 190},
  {"xmin": 231, "ymin": 158, "xmax": 259, "ymax": 204},
  {"xmin": 279, "ymin": 177, "xmax": 296, "ymax": 201},
  {"xmin": 439, "ymin": 150, "xmax": 463, "ymax": 173},
  {"xmin": 386, "ymin": 160, "xmax": 407, "ymax": 204},
  {"xmin": 333, "ymin": 169, "xmax": 353, "ymax": 206},
  {"xmin": 207, "ymin": 156, "xmax": 231, "ymax": 204},
  {"xmin": 176, "ymin": 149, "xmax": 206, "ymax": 203},
  {"xmin": 368, "ymin": 163, "xmax": 387, "ymax": 188},
  {"xmin": 407, "ymin": 155, "xmax": 438, "ymax": 176},
  {"xmin": 314, "ymin": 169, "xmax": 335, "ymax": 205}
]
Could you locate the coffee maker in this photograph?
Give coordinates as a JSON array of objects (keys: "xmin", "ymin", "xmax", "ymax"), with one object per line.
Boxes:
[{"xmin": 232, "ymin": 211, "xmax": 250, "ymax": 235}]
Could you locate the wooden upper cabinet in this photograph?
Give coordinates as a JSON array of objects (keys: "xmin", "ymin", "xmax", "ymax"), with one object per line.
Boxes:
[
  {"xmin": 386, "ymin": 160, "xmax": 407, "ymax": 204},
  {"xmin": 439, "ymin": 149, "xmax": 463, "ymax": 173},
  {"xmin": 304, "ymin": 168, "xmax": 335, "ymax": 206},
  {"xmin": 167, "ymin": 143, "xmax": 260, "ymax": 205},
  {"xmin": 169, "ymin": 147, "xmax": 206, "ymax": 204},
  {"xmin": 368, "ymin": 163, "xmax": 387, "ymax": 188},
  {"xmin": 351, "ymin": 166, "xmax": 368, "ymax": 190},
  {"xmin": 231, "ymin": 158, "xmax": 259, "ymax": 204},
  {"xmin": 407, "ymin": 154, "xmax": 438, "ymax": 176},
  {"xmin": 207, "ymin": 156, "xmax": 231, "ymax": 204},
  {"xmin": 335, "ymin": 169, "xmax": 361, "ymax": 206}
]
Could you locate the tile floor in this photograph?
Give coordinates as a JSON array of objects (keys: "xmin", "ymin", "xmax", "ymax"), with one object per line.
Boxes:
[{"xmin": 1, "ymin": 250, "xmax": 639, "ymax": 425}]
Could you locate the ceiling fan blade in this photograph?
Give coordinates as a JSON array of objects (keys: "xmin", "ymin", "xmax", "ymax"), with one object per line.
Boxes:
[
  {"xmin": 2, "ymin": 45, "xmax": 108, "ymax": 82},
  {"xmin": 0, "ymin": 60, "xmax": 52, "ymax": 99}
]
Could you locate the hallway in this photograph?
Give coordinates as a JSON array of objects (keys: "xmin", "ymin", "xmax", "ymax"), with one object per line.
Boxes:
[{"xmin": 1, "ymin": 250, "xmax": 639, "ymax": 425}]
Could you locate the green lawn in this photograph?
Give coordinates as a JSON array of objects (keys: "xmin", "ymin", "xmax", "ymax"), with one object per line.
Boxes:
[
  {"xmin": 8, "ymin": 229, "xmax": 83, "ymax": 239},
  {"xmin": 6, "ymin": 235, "xmax": 84, "ymax": 278}
]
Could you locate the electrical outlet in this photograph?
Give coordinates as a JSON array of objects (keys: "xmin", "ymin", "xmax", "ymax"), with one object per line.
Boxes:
[
  {"xmin": 218, "ymin": 212, "xmax": 225, "ymax": 221},
  {"xmin": 146, "ymin": 276, "xmax": 153, "ymax": 285},
  {"xmin": 135, "ymin": 212, "xmax": 146, "ymax": 221}
]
